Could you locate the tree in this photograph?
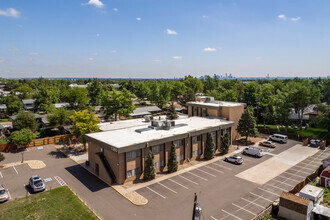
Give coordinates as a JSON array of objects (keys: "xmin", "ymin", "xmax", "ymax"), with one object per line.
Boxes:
[
  {"xmin": 284, "ymin": 80, "xmax": 321, "ymax": 130},
  {"xmin": 48, "ymin": 108, "xmax": 73, "ymax": 134},
  {"xmin": 16, "ymin": 84, "xmax": 34, "ymax": 99},
  {"xmin": 204, "ymin": 133, "xmax": 215, "ymax": 160},
  {"xmin": 317, "ymin": 109, "xmax": 330, "ymax": 132},
  {"xmin": 170, "ymin": 80, "xmax": 186, "ymax": 101},
  {"xmin": 0, "ymin": 152, "xmax": 4, "ymax": 162},
  {"xmin": 8, "ymin": 129, "xmax": 38, "ymax": 149},
  {"xmin": 1, "ymin": 94, "xmax": 23, "ymax": 115},
  {"xmin": 167, "ymin": 143, "xmax": 178, "ymax": 173},
  {"xmin": 61, "ymin": 87, "xmax": 89, "ymax": 110},
  {"xmin": 243, "ymin": 82, "xmax": 260, "ymax": 106},
  {"xmin": 87, "ymin": 78, "xmax": 103, "ymax": 106},
  {"xmin": 183, "ymin": 75, "xmax": 203, "ymax": 94},
  {"xmin": 34, "ymin": 87, "xmax": 60, "ymax": 109},
  {"xmin": 14, "ymin": 111, "xmax": 39, "ymax": 131},
  {"xmin": 221, "ymin": 132, "xmax": 231, "ymax": 154},
  {"xmin": 258, "ymin": 83, "xmax": 274, "ymax": 128},
  {"xmin": 143, "ymin": 150, "xmax": 156, "ymax": 181},
  {"xmin": 70, "ymin": 110, "xmax": 100, "ymax": 151},
  {"xmin": 179, "ymin": 87, "xmax": 195, "ymax": 106},
  {"xmin": 166, "ymin": 103, "xmax": 178, "ymax": 120},
  {"xmin": 101, "ymin": 89, "xmax": 136, "ymax": 121},
  {"xmin": 149, "ymin": 82, "xmax": 171, "ymax": 108},
  {"xmin": 237, "ymin": 109, "xmax": 259, "ymax": 145},
  {"xmin": 134, "ymin": 82, "xmax": 150, "ymax": 100}
]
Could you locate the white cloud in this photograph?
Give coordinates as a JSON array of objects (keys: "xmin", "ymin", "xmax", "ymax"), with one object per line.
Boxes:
[
  {"xmin": 152, "ymin": 59, "xmax": 160, "ymax": 62},
  {"xmin": 0, "ymin": 59, "xmax": 5, "ymax": 63},
  {"xmin": 172, "ymin": 56, "xmax": 182, "ymax": 60},
  {"xmin": 166, "ymin": 29, "xmax": 177, "ymax": 35},
  {"xmin": 256, "ymin": 57, "xmax": 262, "ymax": 60},
  {"xmin": 8, "ymin": 46, "xmax": 20, "ymax": 52},
  {"xmin": 28, "ymin": 52, "xmax": 39, "ymax": 56},
  {"xmin": 203, "ymin": 47, "xmax": 216, "ymax": 52},
  {"xmin": 291, "ymin": 17, "xmax": 301, "ymax": 22},
  {"xmin": 0, "ymin": 8, "xmax": 20, "ymax": 18},
  {"xmin": 136, "ymin": 17, "xmax": 141, "ymax": 21},
  {"xmin": 202, "ymin": 15, "xmax": 208, "ymax": 19},
  {"xmin": 111, "ymin": 50, "xmax": 117, "ymax": 54},
  {"xmin": 96, "ymin": 33, "xmax": 100, "ymax": 37},
  {"xmin": 88, "ymin": 57, "xmax": 94, "ymax": 61},
  {"xmin": 81, "ymin": 0, "xmax": 104, "ymax": 8},
  {"xmin": 113, "ymin": 8, "xmax": 118, "ymax": 12},
  {"xmin": 278, "ymin": 14, "xmax": 287, "ymax": 20}
]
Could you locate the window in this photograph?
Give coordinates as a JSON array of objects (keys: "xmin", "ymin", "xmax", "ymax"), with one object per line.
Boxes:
[
  {"xmin": 174, "ymin": 140, "xmax": 184, "ymax": 148},
  {"xmin": 152, "ymin": 145, "xmax": 164, "ymax": 154},
  {"xmin": 126, "ymin": 167, "xmax": 141, "ymax": 178},
  {"xmin": 126, "ymin": 150, "xmax": 141, "ymax": 160},
  {"xmin": 211, "ymin": 132, "xmax": 216, "ymax": 138},
  {"xmin": 193, "ymin": 136, "xmax": 201, "ymax": 143},
  {"xmin": 154, "ymin": 161, "xmax": 164, "ymax": 169},
  {"xmin": 192, "ymin": 150, "xmax": 201, "ymax": 157},
  {"xmin": 177, "ymin": 154, "xmax": 184, "ymax": 161}
]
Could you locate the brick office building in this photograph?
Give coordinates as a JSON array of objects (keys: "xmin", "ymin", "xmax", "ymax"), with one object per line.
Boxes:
[{"xmin": 85, "ymin": 117, "xmax": 234, "ymax": 184}]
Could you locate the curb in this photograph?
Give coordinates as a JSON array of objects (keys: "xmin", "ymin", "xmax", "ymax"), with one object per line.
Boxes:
[{"xmin": 62, "ymin": 150, "xmax": 148, "ymax": 206}]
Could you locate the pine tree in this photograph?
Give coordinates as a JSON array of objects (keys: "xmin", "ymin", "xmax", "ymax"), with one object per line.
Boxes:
[
  {"xmin": 204, "ymin": 133, "xmax": 215, "ymax": 160},
  {"xmin": 167, "ymin": 143, "xmax": 178, "ymax": 173},
  {"xmin": 221, "ymin": 132, "xmax": 231, "ymax": 154},
  {"xmin": 143, "ymin": 151, "xmax": 155, "ymax": 181},
  {"xmin": 166, "ymin": 103, "xmax": 178, "ymax": 120},
  {"xmin": 237, "ymin": 109, "xmax": 259, "ymax": 145}
]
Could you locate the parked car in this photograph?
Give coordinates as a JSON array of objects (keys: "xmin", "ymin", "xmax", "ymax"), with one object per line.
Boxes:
[
  {"xmin": 29, "ymin": 175, "xmax": 45, "ymax": 193},
  {"xmin": 259, "ymin": 141, "xmax": 276, "ymax": 148},
  {"xmin": 225, "ymin": 155, "xmax": 243, "ymax": 164},
  {"xmin": 269, "ymin": 134, "xmax": 288, "ymax": 144},
  {"xmin": 310, "ymin": 139, "xmax": 321, "ymax": 147},
  {"xmin": 0, "ymin": 185, "xmax": 9, "ymax": 202},
  {"xmin": 243, "ymin": 147, "xmax": 264, "ymax": 158}
]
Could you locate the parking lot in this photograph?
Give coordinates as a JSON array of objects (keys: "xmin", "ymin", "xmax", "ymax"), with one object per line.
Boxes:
[{"xmin": 134, "ymin": 140, "xmax": 330, "ymax": 220}]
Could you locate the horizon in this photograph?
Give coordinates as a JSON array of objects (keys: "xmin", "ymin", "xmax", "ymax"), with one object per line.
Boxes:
[{"xmin": 1, "ymin": 0, "xmax": 330, "ymax": 78}]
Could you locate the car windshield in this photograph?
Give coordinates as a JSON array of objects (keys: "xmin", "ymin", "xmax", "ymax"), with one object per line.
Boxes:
[
  {"xmin": 34, "ymin": 180, "xmax": 43, "ymax": 185},
  {"xmin": 0, "ymin": 189, "xmax": 6, "ymax": 195}
]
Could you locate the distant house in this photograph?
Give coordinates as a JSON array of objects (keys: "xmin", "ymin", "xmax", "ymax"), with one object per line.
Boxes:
[
  {"xmin": 10, "ymin": 113, "xmax": 48, "ymax": 128},
  {"xmin": 54, "ymin": 103, "xmax": 70, "ymax": 109},
  {"xmin": 69, "ymin": 83, "xmax": 88, "ymax": 89},
  {"xmin": 22, "ymin": 99, "xmax": 36, "ymax": 110},
  {"xmin": 279, "ymin": 192, "xmax": 314, "ymax": 220},
  {"xmin": 0, "ymin": 104, "xmax": 7, "ymax": 112},
  {"xmin": 322, "ymin": 156, "xmax": 330, "ymax": 168},
  {"xmin": 129, "ymin": 106, "xmax": 162, "ymax": 118},
  {"xmin": 320, "ymin": 166, "xmax": 330, "ymax": 188}
]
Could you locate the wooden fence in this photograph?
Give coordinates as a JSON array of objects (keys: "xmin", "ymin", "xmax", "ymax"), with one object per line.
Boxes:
[{"xmin": 0, "ymin": 134, "xmax": 77, "ymax": 152}]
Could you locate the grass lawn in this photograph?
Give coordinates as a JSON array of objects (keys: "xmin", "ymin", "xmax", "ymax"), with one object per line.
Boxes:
[
  {"xmin": 257, "ymin": 124, "xmax": 330, "ymax": 140},
  {"xmin": 0, "ymin": 186, "xmax": 99, "ymax": 220},
  {"xmin": 0, "ymin": 118, "xmax": 11, "ymax": 122},
  {"xmin": 0, "ymin": 139, "xmax": 7, "ymax": 144}
]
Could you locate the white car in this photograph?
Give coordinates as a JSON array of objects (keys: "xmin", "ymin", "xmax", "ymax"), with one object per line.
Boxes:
[
  {"xmin": 269, "ymin": 134, "xmax": 288, "ymax": 144},
  {"xmin": 0, "ymin": 185, "xmax": 9, "ymax": 202},
  {"xmin": 243, "ymin": 147, "xmax": 264, "ymax": 158},
  {"xmin": 225, "ymin": 155, "xmax": 243, "ymax": 164},
  {"xmin": 29, "ymin": 175, "xmax": 45, "ymax": 193}
]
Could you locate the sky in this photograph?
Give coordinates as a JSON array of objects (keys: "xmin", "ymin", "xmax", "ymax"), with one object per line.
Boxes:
[{"xmin": 0, "ymin": 0, "xmax": 329, "ymax": 79}]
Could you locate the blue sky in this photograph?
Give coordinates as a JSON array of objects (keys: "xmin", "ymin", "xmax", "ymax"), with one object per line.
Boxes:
[{"xmin": 0, "ymin": 0, "xmax": 329, "ymax": 78}]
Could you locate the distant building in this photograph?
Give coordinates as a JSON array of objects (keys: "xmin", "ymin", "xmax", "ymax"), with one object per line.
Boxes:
[
  {"xmin": 69, "ymin": 83, "xmax": 88, "ymax": 89},
  {"xmin": 22, "ymin": 99, "xmax": 36, "ymax": 111},
  {"xmin": 129, "ymin": 106, "xmax": 161, "ymax": 118},
  {"xmin": 54, "ymin": 103, "xmax": 70, "ymax": 109},
  {"xmin": 0, "ymin": 104, "xmax": 7, "ymax": 112},
  {"xmin": 320, "ymin": 166, "xmax": 330, "ymax": 188}
]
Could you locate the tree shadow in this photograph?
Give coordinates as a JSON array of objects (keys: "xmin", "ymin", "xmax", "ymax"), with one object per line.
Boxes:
[{"xmin": 48, "ymin": 149, "xmax": 68, "ymax": 159}]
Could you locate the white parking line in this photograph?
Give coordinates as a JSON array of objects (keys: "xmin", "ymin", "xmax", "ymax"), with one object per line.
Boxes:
[
  {"xmin": 265, "ymin": 183, "xmax": 288, "ymax": 191},
  {"xmin": 305, "ymin": 160, "xmax": 321, "ymax": 165},
  {"xmin": 289, "ymin": 168, "xmax": 311, "ymax": 175},
  {"xmin": 294, "ymin": 165, "xmax": 317, "ymax": 172},
  {"xmin": 221, "ymin": 209, "xmax": 242, "ymax": 220},
  {"xmin": 205, "ymin": 165, "xmax": 224, "ymax": 174},
  {"xmin": 168, "ymin": 179, "xmax": 189, "ymax": 189},
  {"xmin": 241, "ymin": 197, "xmax": 264, "ymax": 209},
  {"xmin": 249, "ymin": 192, "xmax": 273, "ymax": 202},
  {"xmin": 158, "ymin": 182, "xmax": 177, "ymax": 194},
  {"xmin": 276, "ymin": 175, "xmax": 300, "ymax": 182},
  {"xmin": 210, "ymin": 216, "xmax": 218, "ymax": 220},
  {"xmin": 196, "ymin": 168, "xmax": 216, "ymax": 177},
  {"xmin": 13, "ymin": 166, "xmax": 18, "ymax": 174},
  {"xmin": 146, "ymin": 187, "xmax": 166, "ymax": 199},
  {"xmin": 257, "ymin": 187, "xmax": 281, "ymax": 196},
  {"xmin": 54, "ymin": 176, "xmax": 67, "ymax": 186},
  {"xmin": 178, "ymin": 175, "xmax": 198, "ymax": 185},
  {"xmin": 188, "ymin": 171, "xmax": 208, "ymax": 181},
  {"xmin": 0, "ymin": 171, "xmax": 2, "ymax": 178},
  {"xmin": 269, "ymin": 178, "xmax": 293, "ymax": 187},
  {"xmin": 213, "ymin": 162, "xmax": 232, "ymax": 170},
  {"xmin": 232, "ymin": 203, "xmax": 256, "ymax": 216},
  {"xmin": 284, "ymin": 171, "xmax": 306, "ymax": 178}
]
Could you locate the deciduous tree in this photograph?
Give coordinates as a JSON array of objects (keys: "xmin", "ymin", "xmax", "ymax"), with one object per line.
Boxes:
[
  {"xmin": 87, "ymin": 78, "xmax": 103, "ymax": 106},
  {"xmin": 48, "ymin": 108, "xmax": 73, "ymax": 134},
  {"xmin": 8, "ymin": 129, "xmax": 38, "ymax": 149},
  {"xmin": 237, "ymin": 109, "xmax": 259, "ymax": 145},
  {"xmin": 14, "ymin": 111, "xmax": 39, "ymax": 131}
]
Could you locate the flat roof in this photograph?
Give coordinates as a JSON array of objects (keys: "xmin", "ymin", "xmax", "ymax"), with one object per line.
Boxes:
[
  {"xmin": 187, "ymin": 100, "xmax": 245, "ymax": 107},
  {"xmin": 299, "ymin": 184, "xmax": 323, "ymax": 200},
  {"xmin": 86, "ymin": 116, "xmax": 234, "ymax": 153}
]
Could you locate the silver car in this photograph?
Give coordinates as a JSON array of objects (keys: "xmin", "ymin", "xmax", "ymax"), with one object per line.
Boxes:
[
  {"xmin": 29, "ymin": 175, "xmax": 45, "ymax": 193},
  {"xmin": 225, "ymin": 155, "xmax": 243, "ymax": 165},
  {"xmin": 259, "ymin": 141, "xmax": 276, "ymax": 148},
  {"xmin": 0, "ymin": 185, "xmax": 9, "ymax": 202}
]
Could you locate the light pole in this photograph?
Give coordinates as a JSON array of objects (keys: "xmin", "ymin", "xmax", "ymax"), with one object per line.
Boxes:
[{"xmin": 21, "ymin": 152, "xmax": 24, "ymax": 163}]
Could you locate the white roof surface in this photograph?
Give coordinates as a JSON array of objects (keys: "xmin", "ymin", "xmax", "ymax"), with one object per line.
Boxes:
[
  {"xmin": 187, "ymin": 100, "xmax": 245, "ymax": 107},
  {"xmin": 299, "ymin": 185, "xmax": 323, "ymax": 201},
  {"xmin": 87, "ymin": 117, "xmax": 232, "ymax": 148}
]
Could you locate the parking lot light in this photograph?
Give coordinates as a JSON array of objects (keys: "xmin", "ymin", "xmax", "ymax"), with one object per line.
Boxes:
[{"xmin": 21, "ymin": 153, "xmax": 24, "ymax": 163}]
